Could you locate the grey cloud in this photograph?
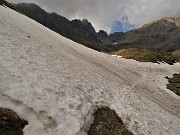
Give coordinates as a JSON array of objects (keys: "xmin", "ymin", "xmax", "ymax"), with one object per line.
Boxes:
[{"xmin": 7, "ymin": 0, "xmax": 180, "ymax": 33}]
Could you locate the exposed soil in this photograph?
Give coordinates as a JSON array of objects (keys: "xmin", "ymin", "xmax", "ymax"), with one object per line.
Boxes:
[
  {"xmin": 88, "ymin": 107, "xmax": 133, "ymax": 135},
  {"xmin": 0, "ymin": 108, "xmax": 28, "ymax": 135}
]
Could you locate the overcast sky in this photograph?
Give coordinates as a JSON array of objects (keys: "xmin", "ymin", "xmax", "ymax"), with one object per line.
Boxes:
[{"xmin": 7, "ymin": 0, "xmax": 180, "ymax": 33}]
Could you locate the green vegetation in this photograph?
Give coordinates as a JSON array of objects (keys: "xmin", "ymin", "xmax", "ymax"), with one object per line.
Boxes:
[
  {"xmin": 0, "ymin": 108, "xmax": 28, "ymax": 135},
  {"xmin": 111, "ymin": 48, "xmax": 180, "ymax": 65},
  {"xmin": 166, "ymin": 73, "xmax": 180, "ymax": 96},
  {"xmin": 88, "ymin": 107, "xmax": 133, "ymax": 135}
]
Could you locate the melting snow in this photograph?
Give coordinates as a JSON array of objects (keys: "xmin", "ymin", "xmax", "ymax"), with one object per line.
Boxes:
[
  {"xmin": 111, "ymin": 55, "xmax": 117, "ymax": 57},
  {"xmin": 0, "ymin": 6, "xmax": 180, "ymax": 135}
]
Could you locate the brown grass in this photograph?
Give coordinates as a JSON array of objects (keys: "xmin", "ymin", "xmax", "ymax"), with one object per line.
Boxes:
[
  {"xmin": 0, "ymin": 108, "xmax": 28, "ymax": 135},
  {"xmin": 88, "ymin": 106, "xmax": 133, "ymax": 135},
  {"xmin": 166, "ymin": 73, "xmax": 180, "ymax": 96},
  {"xmin": 111, "ymin": 48, "xmax": 178, "ymax": 64}
]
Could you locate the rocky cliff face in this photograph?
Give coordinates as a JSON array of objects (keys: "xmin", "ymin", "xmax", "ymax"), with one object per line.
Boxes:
[
  {"xmin": 81, "ymin": 19, "xmax": 97, "ymax": 35},
  {"xmin": 97, "ymin": 31, "xmax": 124, "ymax": 44},
  {"xmin": 13, "ymin": 3, "xmax": 115, "ymax": 52}
]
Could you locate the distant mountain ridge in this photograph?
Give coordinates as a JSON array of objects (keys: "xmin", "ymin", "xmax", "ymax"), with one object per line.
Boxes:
[
  {"xmin": 13, "ymin": 3, "xmax": 180, "ymax": 53},
  {"xmin": 115, "ymin": 17, "xmax": 180, "ymax": 52}
]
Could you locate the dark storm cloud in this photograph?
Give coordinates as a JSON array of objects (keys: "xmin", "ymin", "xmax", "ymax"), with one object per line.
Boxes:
[{"xmin": 7, "ymin": 0, "xmax": 180, "ymax": 33}]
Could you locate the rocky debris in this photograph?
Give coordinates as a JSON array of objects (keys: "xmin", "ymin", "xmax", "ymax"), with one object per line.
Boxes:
[
  {"xmin": 0, "ymin": 0, "xmax": 6, "ymax": 6},
  {"xmin": 0, "ymin": 108, "xmax": 28, "ymax": 135},
  {"xmin": 88, "ymin": 107, "xmax": 133, "ymax": 135},
  {"xmin": 166, "ymin": 73, "xmax": 180, "ymax": 96}
]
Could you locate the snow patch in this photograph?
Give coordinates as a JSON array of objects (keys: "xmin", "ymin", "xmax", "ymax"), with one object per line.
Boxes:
[
  {"xmin": 111, "ymin": 55, "xmax": 117, "ymax": 57},
  {"xmin": 0, "ymin": 6, "xmax": 180, "ymax": 135}
]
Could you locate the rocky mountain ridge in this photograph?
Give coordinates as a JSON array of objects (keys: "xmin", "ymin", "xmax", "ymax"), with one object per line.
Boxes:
[
  {"xmin": 114, "ymin": 17, "xmax": 180, "ymax": 52},
  {"xmin": 13, "ymin": 3, "xmax": 116, "ymax": 52},
  {"xmin": 13, "ymin": 3, "xmax": 180, "ymax": 53}
]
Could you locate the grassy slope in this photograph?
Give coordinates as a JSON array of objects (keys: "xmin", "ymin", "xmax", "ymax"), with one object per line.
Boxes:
[
  {"xmin": 111, "ymin": 48, "xmax": 180, "ymax": 64},
  {"xmin": 111, "ymin": 48, "xmax": 180, "ymax": 96},
  {"xmin": 172, "ymin": 50, "xmax": 180, "ymax": 62}
]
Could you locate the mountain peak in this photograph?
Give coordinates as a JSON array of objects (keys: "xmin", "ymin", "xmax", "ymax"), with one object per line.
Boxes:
[
  {"xmin": 81, "ymin": 18, "xmax": 97, "ymax": 34},
  {"xmin": 81, "ymin": 19, "xmax": 89, "ymax": 25}
]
